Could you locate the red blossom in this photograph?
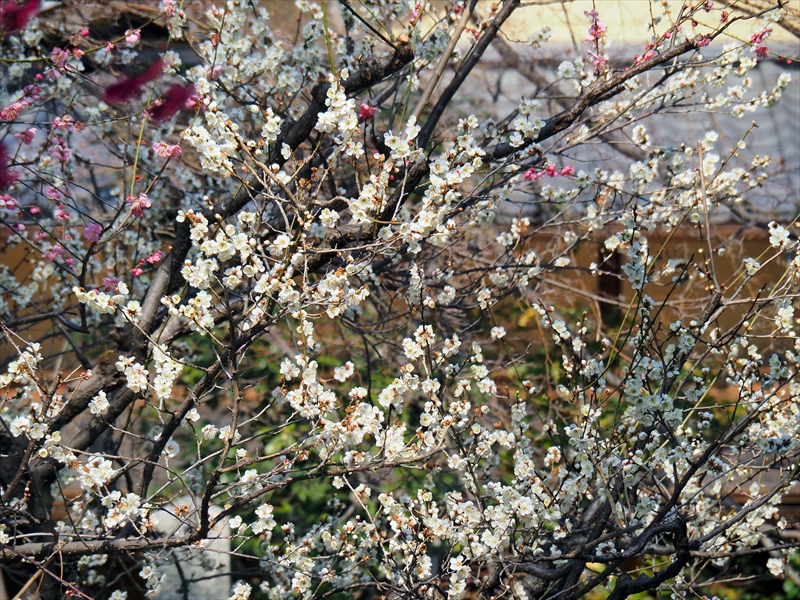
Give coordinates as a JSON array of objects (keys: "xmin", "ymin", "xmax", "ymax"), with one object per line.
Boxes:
[
  {"xmin": 358, "ymin": 103, "xmax": 377, "ymax": 120},
  {"xmin": 410, "ymin": 2, "xmax": 421, "ymax": 25},
  {"xmin": 104, "ymin": 60, "xmax": 164, "ymax": 104},
  {"xmin": 634, "ymin": 49, "xmax": 657, "ymax": 65},
  {"xmin": 0, "ymin": 143, "xmax": 17, "ymax": 189},
  {"xmin": 525, "ymin": 164, "xmax": 573, "ymax": 181},
  {"xmin": 755, "ymin": 45, "xmax": 769, "ymax": 59},
  {"xmin": 147, "ymin": 83, "xmax": 196, "ymax": 122},
  {"xmin": 0, "ymin": 0, "xmax": 39, "ymax": 33}
]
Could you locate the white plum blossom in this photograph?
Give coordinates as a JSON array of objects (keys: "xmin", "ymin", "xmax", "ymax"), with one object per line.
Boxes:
[
  {"xmin": 228, "ymin": 581, "xmax": 253, "ymax": 600},
  {"xmin": 490, "ymin": 326, "xmax": 506, "ymax": 340},
  {"xmin": 89, "ymin": 391, "xmax": 110, "ymax": 416}
]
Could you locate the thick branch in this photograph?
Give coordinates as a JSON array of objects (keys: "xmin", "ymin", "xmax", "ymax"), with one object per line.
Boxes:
[
  {"xmin": 0, "ymin": 534, "xmax": 192, "ymax": 564},
  {"xmin": 417, "ymin": 0, "xmax": 520, "ymax": 149},
  {"xmin": 606, "ymin": 517, "xmax": 690, "ymax": 600},
  {"xmin": 219, "ymin": 39, "xmax": 414, "ymax": 220},
  {"xmin": 490, "ymin": 35, "xmax": 644, "ymax": 162},
  {"xmin": 484, "ymin": 34, "xmax": 718, "ymax": 162}
]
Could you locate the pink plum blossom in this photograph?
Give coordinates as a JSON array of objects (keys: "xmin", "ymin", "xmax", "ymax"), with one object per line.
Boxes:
[
  {"xmin": 751, "ymin": 27, "xmax": 772, "ymax": 45},
  {"xmin": 44, "ymin": 186, "xmax": 62, "ymax": 200},
  {"xmin": 127, "ymin": 193, "xmax": 152, "ymax": 218},
  {"xmin": 14, "ymin": 127, "xmax": 36, "ymax": 144},
  {"xmin": 43, "ymin": 244, "xmax": 64, "ymax": 262},
  {"xmin": 48, "ymin": 138, "xmax": 72, "ymax": 162},
  {"xmin": 152, "ymin": 141, "xmax": 182, "ymax": 158},
  {"xmin": 124, "ymin": 29, "xmax": 141, "ymax": 45},
  {"xmin": 84, "ymin": 223, "xmax": 103, "ymax": 242},
  {"xmin": 102, "ymin": 277, "xmax": 121, "ymax": 292}
]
